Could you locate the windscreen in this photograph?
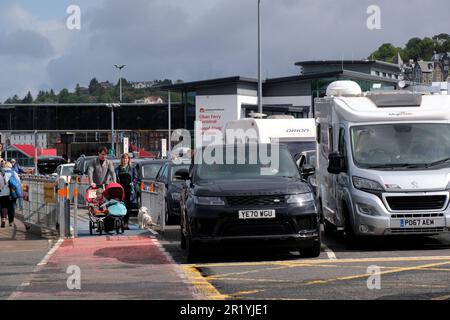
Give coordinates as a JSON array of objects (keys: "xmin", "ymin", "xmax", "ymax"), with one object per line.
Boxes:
[
  {"xmin": 351, "ymin": 123, "xmax": 450, "ymax": 169},
  {"xmin": 195, "ymin": 146, "xmax": 300, "ymax": 181}
]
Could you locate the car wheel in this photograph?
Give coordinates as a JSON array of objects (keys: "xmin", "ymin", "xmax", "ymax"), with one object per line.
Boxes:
[
  {"xmin": 186, "ymin": 235, "xmax": 200, "ymax": 262},
  {"xmin": 301, "ymin": 234, "xmax": 321, "ymax": 258},
  {"xmin": 342, "ymin": 203, "xmax": 358, "ymax": 248},
  {"xmin": 180, "ymin": 225, "xmax": 186, "ymax": 250},
  {"xmin": 323, "ymin": 220, "xmax": 335, "ymax": 236}
]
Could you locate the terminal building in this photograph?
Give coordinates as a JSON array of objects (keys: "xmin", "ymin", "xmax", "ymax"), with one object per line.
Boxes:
[{"xmin": 0, "ymin": 59, "xmax": 401, "ymax": 159}]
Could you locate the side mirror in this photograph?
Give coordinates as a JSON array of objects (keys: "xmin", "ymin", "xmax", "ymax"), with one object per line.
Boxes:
[
  {"xmin": 301, "ymin": 165, "xmax": 315, "ymax": 179},
  {"xmin": 174, "ymin": 168, "xmax": 190, "ymax": 181},
  {"xmin": 328, "ymin": 152, "xmax": 347, "ymax": 174}
]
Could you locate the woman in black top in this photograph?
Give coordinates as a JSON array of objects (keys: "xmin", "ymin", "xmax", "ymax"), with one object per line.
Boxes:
[{"xmin": 115, "ymin": 153, "xmax": 138, "ymax": 229}]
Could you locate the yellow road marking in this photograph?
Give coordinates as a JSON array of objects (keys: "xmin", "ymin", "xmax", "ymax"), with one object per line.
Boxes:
[
  {"xmin": 229, "ymin": 290, "xmax": 262, "ymax": 297},
  {"xmin": 301, "ymin": 260, "xmax": 450, "ymax": 286},
  {"xmin": 181, "ymin": 266, "xmax": 228, "ymax": 300},
  {"xmin": 432, "ymin": 294, "xmax": 450, "ymax": 301},
  {"xmin": 206, "ymin": 264, "xmax": 403, "ymax": 280},
  {"xmin": 190, "ymin": 255, "xmax": 450, "ymax": 268}
]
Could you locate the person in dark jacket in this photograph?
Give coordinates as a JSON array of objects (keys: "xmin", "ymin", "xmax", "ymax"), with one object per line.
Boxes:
[{"xmin": 115, "ymin": 153, "xmax": 138, "ymax": 229}]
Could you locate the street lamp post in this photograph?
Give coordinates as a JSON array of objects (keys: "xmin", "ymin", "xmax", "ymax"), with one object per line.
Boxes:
[
  {"xmin": 113, "ymin": 64, "xmax": 125, "ymax": 156},
  {"xmin": 257, "ymin": 0, "xmax": 263, "ymax": 114},
  {"xmin": 107, "ymin": 103, "xmax": 120, "ymax": 156},
  {"xmin": 114, "ymin": 64, "xmax": 126, "ymax": 103}
]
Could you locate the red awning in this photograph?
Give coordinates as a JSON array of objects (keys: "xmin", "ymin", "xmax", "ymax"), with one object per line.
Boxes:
[{"xmin": 10, "ymin": 145, "xmax": 57, "ymax": 158}]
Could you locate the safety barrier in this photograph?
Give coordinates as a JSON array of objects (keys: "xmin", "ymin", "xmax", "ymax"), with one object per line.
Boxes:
[
  {"xmin": 68, "ymin": 175, "xmax": 90, "ymax": 208},
  {"xmin": 140, "ymin": 179, "xmax": 166, "ymax": 233},
  {"xmin": 18, "ymin": 175, "xmax": 71, "ymax": 238}
]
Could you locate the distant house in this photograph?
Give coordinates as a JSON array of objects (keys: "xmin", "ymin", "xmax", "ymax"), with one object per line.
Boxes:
[
  {"xmin": 131, "ymin": 81, "xmax": 155, "ymax": 89},
  {"xmin": 100, "ymin": 81, "xmax": 114, "ymax": 89},
  {"xmin": 134, "ymin": 96, "xmax": 164, "ymax": 104},
  {"xmin": 432, "ymin": 52, "xmax": 450, "ymax": 81},
  {"xmin": 415, "ymin": 61, "xmax": 435, "ymax": 85}
]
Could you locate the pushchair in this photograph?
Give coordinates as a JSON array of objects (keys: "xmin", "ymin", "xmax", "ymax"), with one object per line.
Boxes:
[{"xmin": 86, "ymin": 183, "xmax": 127, "ymax": 235}]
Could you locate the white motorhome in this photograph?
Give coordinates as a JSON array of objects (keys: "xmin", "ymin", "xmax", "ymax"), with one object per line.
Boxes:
[
  {"xmin": 224, "ymin": 118, "xmax": 316, "ymax": 157},
  {"xmin": 316, "ymin": 81, "xmax": 450, "ymax": 238}
]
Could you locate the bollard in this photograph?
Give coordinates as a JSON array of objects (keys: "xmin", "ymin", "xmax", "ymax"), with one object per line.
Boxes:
[{"xmin": 58, "ymin": 177, "xmax": 70, "ymax": 238}]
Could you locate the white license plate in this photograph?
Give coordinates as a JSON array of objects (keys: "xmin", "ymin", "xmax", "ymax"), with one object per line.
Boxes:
[
  {"xmin": 239, "ymin": 210, "xmax": 276, "ymax": 220},
  {"xmin": 392, "ymin": 218, "xmax": 445, "ymax": 229}
]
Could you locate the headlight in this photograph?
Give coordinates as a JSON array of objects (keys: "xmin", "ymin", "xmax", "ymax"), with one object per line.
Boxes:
[
  {"xmin": 352, "ymin": 176, "xmax": 384, "ymax": 192},
  {"xmin": 356, "ymin": 203, "xmax": 381, "ymax": 216},
  {"xmin": 194, "ymin": 196, "xmax": 225, "ymax": 206},
  {"xmin": 286, "ymin": 193, "xmax": 315, "ymax": 205},
  {"xmin": 171, "ymin": 192, "xmax": 181, "ymax": 201}
]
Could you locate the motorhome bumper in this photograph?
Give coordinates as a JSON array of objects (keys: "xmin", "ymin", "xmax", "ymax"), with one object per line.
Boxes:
[{"xmin": 351, "ymin": 190, "xmax": 450, "ymax": 236}]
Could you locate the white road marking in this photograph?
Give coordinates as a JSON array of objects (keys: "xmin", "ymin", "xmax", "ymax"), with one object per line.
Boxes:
[
  {"xmin": 322, "ymin": 243, "xmax": 337, "ymax": 260},
  {"xmin": 7, "ymin": 238, "xmax": 64, "ymax": 300}
]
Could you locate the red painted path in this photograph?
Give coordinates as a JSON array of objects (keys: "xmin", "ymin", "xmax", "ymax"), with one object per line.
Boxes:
[{"xmin": 11, "ymin": 235, "xmax": 198, "ymax": 300}]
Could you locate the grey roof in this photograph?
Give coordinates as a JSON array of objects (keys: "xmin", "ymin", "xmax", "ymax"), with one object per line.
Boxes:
[
  {"xmin": 416, "ymin": 61, "xmax": 434, "ymax": 72},
  {"xmin": 294, "ymin": 59, "xmax": 401, "ymax": 70}
]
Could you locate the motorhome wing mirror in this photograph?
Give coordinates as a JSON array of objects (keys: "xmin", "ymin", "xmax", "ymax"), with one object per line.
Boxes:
[
  {"xmin": 328, "ymin": 152, "xmax": 346, "ymax": 174},
  {"xmin": 174, "ymin": 168, "xmax": 190, "ymax": 181}
]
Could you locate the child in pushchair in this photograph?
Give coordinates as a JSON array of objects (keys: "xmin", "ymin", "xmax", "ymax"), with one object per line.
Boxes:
[{"xmin": 86, "ymin": 183, "xmax": 127, "ymax": 235}]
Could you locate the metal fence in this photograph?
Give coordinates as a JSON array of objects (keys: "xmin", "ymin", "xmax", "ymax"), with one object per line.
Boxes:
[
  {"xmin": 17, "ymin": 175, "xmax": 70, "ymax": 238},
  {"xmin": 141, "ymin": 179, "xmax": 166, "ymax": 233}
]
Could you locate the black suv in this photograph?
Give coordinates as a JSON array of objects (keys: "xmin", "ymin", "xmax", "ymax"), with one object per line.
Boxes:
[
  {"xmin": 37, "ymin": 156, "xmax": 67, "ymax": 175},
  {"xmin": 177, "ymin": 144, "xmax": 320, "ymax": 261},
  {"xmin": 73, "ymin": 154, "xmax": 117, "ymax": 175}
]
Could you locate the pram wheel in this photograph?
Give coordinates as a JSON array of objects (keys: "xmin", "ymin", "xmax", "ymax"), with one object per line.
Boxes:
[
  {"xmin": 99, "ymin": 221, "xmax": 104, "ymax": 235},
  {"xmin": 115, "ymin": 219, "xmax": 122, "ymax": 235}
]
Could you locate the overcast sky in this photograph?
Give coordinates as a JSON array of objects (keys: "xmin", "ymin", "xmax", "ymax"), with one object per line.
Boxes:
[{"xmin": 0, "ymin": 0, "xmax": 449, "ymax": 101}]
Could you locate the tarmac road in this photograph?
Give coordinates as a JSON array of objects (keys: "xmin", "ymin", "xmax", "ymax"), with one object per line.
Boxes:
[{"xmin": 159, "ymin": 223, "xmax": 450, "ymax": 300}]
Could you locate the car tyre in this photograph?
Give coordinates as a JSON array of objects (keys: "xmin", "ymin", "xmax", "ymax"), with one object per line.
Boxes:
[
  {"xmin": 186, "ymin": 235, "xmax": 200, "ymax": 262},
  {"xmin": 342, "ymin": 203, "xmax": 358, "ymax": 248},
  {"xmin": 180, "ymin": 226, "xmax": 186, "ymax": 250},
  {"xmin": 302, "ymin": 240, "xmax": 321, "ymax": 258},
  {"xmin": 323, "ymin": 220, "xmax": 335, "ymax": 236}
]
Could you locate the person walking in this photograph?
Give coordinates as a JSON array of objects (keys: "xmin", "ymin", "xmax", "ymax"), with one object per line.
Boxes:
[
  {"xmin": 0, "ymin": 162, "xmax": 20, "ymax": 227},
  {"xmin": 87, "ymin": 147, "xmax": 116, "ymax": 233},
  {"xmin": 115, "ymin": 153, "xmax": 138, "ymax": 230},
  {"xmin": 87, "ymin": 147, "xmax": 117, "ymax": 188}
]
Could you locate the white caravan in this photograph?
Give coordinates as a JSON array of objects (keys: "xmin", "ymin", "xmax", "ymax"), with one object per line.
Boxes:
[
  {"xmin": 316, "ymin": 81, "xmax": 450, "ymax": 238},
  {"xmin": 224, "ymin": 118, "xmax": 316, "ymax": 157}
]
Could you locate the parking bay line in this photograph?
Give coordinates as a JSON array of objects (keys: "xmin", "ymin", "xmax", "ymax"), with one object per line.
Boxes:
[
  {"xmin": 205, "ymin": 264, "xmax": 412, "ymax": 281},
  {"xmin": 180, "ymin": 266, "xmax": 229, "ymax": 300},
  {"xmin": 190, "ymin": 255, "xmax": 450, "ymax": 269},
  {"xmin": 203, "ymin": 261, "xmax": 450, "ymax": 287}
]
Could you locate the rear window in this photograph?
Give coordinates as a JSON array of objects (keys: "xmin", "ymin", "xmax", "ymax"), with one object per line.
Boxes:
[{"xmin": 142, "ymin": 163, "xmax": 164, "ymax": 179}]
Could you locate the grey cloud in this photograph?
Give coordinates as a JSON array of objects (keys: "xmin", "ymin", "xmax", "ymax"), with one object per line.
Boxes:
[
  {"xmin": 18, "ymin": 0, "xmax": 450, "ymax": 98},
  {"xmin": 0, "ymin": 30, "xmax": 54, "ymax": 59}
]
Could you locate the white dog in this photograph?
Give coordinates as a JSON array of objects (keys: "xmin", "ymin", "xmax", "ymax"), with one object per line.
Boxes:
[{"xmin": 138, "ymin": 207, "xmax": 154, "ymax": 229}]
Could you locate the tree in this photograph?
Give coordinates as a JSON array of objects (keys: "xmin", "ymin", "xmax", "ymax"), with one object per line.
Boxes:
[
  {"xmin": 88, "ymin": 78, "xmax": 100, "ymax": 94},
  {"xmin": 369, "ymin": 43, "xmax": 401, "ymax": 62},
  {"xmin": 22, "ymin": 91, "xmax": 33, "ymax": 103}
]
